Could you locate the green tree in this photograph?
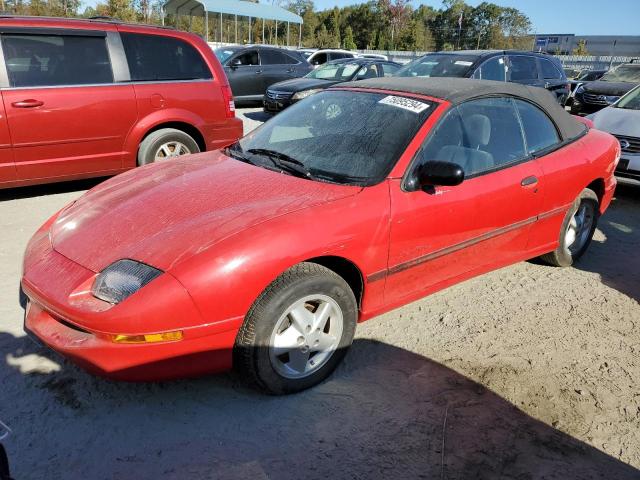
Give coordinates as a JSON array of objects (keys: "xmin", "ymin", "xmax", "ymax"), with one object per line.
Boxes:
[
  {"xmin": 343, "ymin": 25, "xmax": 356, "ymax": 49},
  {"xmin": 573, "ymin": 39, "xmax": 589, "ymax": 55}
]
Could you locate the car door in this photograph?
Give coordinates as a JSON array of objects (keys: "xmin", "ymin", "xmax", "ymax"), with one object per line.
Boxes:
[
  {"xmin": 224, "ymin": 49, "xmax": 261, "ymax": 98},
  {"xmin": 511, "ymin": 98, "xmax": 569, "ymax": 250},
  {"xmin": 471, "ymin": 55, "xmax": 507, "ymax": 81},
  {"xmin": 385, "ymin": 97, "xmax": 544, "ymax": 303},
  {"xmin": 507, "ymin": 54, "xmax": 542, "ymax": 88},
  {"xmin": 0, "ymin": 91, "xmax": 16, "ymax": 184},
  {"xmin": 1, "ymin": 29, "xmax": 137, "ymax": 181},
  {"xmin": 538, "ymin": 57, "xmax": 568, "ymax": 102},
  {"xmin": 259, "ymin": 49, "xmax": 300, "ymax": 91}
]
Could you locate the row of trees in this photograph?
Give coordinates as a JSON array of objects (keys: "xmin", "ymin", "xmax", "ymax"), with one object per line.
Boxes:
[{"xmin": 0, "ymin": 0, "xmax": 534, "ymax": 52}]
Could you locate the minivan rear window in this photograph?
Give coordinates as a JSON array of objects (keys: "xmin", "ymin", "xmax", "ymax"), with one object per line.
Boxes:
[
  {"xmin": 121, "ymin": 33, "xmax": 212, "ymax": 82},
  {"xmin": 2, "ymin": 34, "xmax": 113, "ymax": 87}
]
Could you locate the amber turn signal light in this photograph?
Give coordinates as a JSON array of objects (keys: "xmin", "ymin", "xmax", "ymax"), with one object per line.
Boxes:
[{"xmin": 111, "ymin": 331, "xmax": 183, "ymax": 344}]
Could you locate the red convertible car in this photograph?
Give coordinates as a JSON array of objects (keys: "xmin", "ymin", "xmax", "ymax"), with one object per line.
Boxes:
[{"xmin": 22, "ymin": 78, "xmax": 619, "ymax": 394}]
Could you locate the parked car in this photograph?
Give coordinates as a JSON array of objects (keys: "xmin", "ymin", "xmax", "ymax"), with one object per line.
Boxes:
[
  {"xmin": 565, "ymin": 69, "xmax": 608, "ymax": 108},
  {"xmin": 22, "ymin": 78, "xmax": 617, "ymax": 394},
  {"xmin": 395, "ymin": 50, "xmax": 570, "ymax": 104},
  {"xmin": 0, "ymin": 16, "xmax": 242, "ymax": 190},
  {"xmin": 214, "ymin": 45, "xmax": 312, "ymax": 103},
  {"xmin": 360, "ymin": 53, "xmax": 389, "ymax": 61},
  {"xmin": 297, "ymin": 48, "xmax": 317, "ymax": 60},
  {"xmin": 588, "ymin": 84, "xmax": 640, "ymax": 185},
  {"xmin": 264, "ymin": 58, "xmax": 401, "ymax": 113},
  {"xmin": 306, "ymin": 49, "xmax": 358, "ymax": 67},
  {"xmin": 571, "ymin": 63, "xmax": 640, "ymax": 115}
]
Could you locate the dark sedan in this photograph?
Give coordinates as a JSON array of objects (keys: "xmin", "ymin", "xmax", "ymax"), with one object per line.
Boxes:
[
  {"xmin": 571, "ymin": 63, "xmax": 640, "ymax": 115},
  {"xmin": 263, "ymin": 58, "xmax": 401, "ymax": 113},
  {"xmin": 214, "ymin": 46, "xmax": 313, "ymax": 104},
  {"xmin": 395, "ymin": 50, "xmax": 570, "ymax": 104}
]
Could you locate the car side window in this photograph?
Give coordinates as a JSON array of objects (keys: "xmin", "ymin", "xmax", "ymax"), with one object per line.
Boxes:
[
  {"xmin": 514, "ymin": 99, "xmax": 560, "ymax": 154},
  {"xmin": 356, "ymin": 64, "xmax": 379, "ymax": 80},
  {"xmin": 232, "ymin": 50, "xmax": 259, "ymax": 66},
  {"xmin": 261, "ymin": 49, "xmax": 297, "ymax": 65},
  {"xmin": 472, "ymin": 56, "xmax": 506, "ymax": 81},
  {"xmin": 415, "ymin": 97, "xmax": 526, "ymax": 177},
  {"xmin": 311, "ymin": 53, "xmax": 327, "ymax": 65},
  {"xmin": 1, "ymin": 34, "xmax": 113, "ymax": 87},
  {"xmin": 121, "ymin": 32, "xmax": 212, "ymax": 81},
  {"xmin": 509, "ymin": 55, "xmax": 538, "ymax": 81},
  {"xmin": 381, "ymin": 63, "xmax": 400, "ymax": 76},
  {"xmin": 540, "ymin": 58, "xmax": 563, "ymax": 80}
]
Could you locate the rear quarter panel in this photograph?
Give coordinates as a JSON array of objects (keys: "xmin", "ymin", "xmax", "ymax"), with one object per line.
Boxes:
[{"xmin": 528, "ymin": 128, "xmax": 619, "ymax": 251}]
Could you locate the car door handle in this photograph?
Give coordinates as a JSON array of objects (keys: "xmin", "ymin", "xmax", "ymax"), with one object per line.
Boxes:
[
  {"xmin": 255, "ymin": 69, "xmax": 262, "ymax": 74},
  {"xmin": 521, "ymin": 176, "xmax": 539, "ymax": 187},
  {"xmin": 11, "ymin": 99, "xmax": 44, "ymax": 108}
]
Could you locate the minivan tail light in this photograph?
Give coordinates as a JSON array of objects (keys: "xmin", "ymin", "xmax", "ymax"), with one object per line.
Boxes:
[{"xmin": 222, "ymin": 84, "xmax": 236, "ymax": 118}]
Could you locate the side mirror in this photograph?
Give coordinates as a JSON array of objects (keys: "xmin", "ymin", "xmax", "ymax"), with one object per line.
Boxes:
[
  {"xmin": 229, "ymin": 58, "xmax": 242, "ymax": 69},
  {"xmin": 411, "ymin": 161, "xmax": 464, "ymax": 191}
]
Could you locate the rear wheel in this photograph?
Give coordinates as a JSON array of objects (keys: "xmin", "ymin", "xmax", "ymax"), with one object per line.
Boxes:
[
  {"xmin": 234, "ymin": 262, "xmax": 357, "ymax": 395},
  {"xmin": 540, "ymin": 188, "xmax": 599, "ymax": 267},
  {"xmin": 137, "ymin": 128, "xmax": 200, "ymax": 166}
]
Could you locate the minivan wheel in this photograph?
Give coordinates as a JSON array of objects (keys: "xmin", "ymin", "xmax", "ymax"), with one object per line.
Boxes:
[
  {"xmin": 540, "ymin": 188, "xmax": 599, "ymax": 267},
  {"xmin": 137, "ymin": 128, "xmax": 200, "ymax": 166},
  {"xmin": 234, "ymin": 262, "xmax": 357, "ymax": 395}
]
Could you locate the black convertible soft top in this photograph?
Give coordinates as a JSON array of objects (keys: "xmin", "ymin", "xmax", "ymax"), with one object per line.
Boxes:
[{"xmin": 337, "ymin": 77, "xmax": 586, "ymax": 142}]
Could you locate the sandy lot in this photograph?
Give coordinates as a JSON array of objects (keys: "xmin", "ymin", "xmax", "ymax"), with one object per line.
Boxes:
[{"xmin": 1, "ymin": 108, "xmax": 639, "ymax": 479}]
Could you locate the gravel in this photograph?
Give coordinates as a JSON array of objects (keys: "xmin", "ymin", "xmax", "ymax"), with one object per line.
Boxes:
[{"xmin": 0, "ymin": 108, "xmax": 638, "ymax": 479}]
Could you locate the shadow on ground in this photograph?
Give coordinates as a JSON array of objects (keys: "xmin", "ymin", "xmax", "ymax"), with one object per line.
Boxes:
[
  {"xmin": 242, "ymin": 110, "xmax": 273, "ymax": 123},
  {"xmin": 1, "ymin": 332, "xmax": 637, "ymax": 480},
  {"xmin": 575, "ymin": 183, "xmax": 640, "ymax": 302},
  {"xmin": 0, "ymin": 178, "xmax": 105, "ymax": 202}
]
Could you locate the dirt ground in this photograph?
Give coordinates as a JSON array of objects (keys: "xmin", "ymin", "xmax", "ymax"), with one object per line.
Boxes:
[{"xmin": 0, "ymin": 108, "xmax": 639, "ymax": 479}]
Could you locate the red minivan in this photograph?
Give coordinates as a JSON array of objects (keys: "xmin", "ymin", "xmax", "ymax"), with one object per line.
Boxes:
[{"xmin": 0, "ymin": 16, "xmax": 242, "ymax": 189}]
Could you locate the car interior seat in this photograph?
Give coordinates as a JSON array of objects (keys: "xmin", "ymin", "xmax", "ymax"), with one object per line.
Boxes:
[{"xmin": 436, "ymin": 113, "xmax": 494, "ymax": 175}]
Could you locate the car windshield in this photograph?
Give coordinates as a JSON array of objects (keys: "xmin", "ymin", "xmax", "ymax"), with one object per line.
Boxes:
[
  {"xmin": 214, "ymin": 48, "xmax": 238, "ymax": 63},
  {"xmin": 305, "ymin": 62, "xmax": 361, "ymax": 80},
  {"xmin": 229, "ymin": 90, "xmax": 435, "ymax": 186},
  {"xmin": 395, "ymin": 54, "xmax": 478, "ymax": 78},
  {"xmin": 600, "ymin": 65, "xmax": 640, "ymax": 83},
  {"xmin": 616, "ymin": 85, "xmax": 640, "ymax": 110}
]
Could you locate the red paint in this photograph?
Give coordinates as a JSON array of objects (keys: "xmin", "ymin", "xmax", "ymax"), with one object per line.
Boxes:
[
  {"xmin": 0, "ymin": 17, "xmax": 242, "ymax": 189},
  {"xmin": 22, "ymin": 86, "xmax": 618, "ymax": 381}
]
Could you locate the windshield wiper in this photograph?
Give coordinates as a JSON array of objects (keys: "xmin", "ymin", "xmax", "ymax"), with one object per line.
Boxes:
[
  {"xmin": 224, "ymin": 143, "xmax": 257, "ymax": 165},
  {"xmin": 247, "ymin": 148, "xmax": 313, "ymax": 179}
]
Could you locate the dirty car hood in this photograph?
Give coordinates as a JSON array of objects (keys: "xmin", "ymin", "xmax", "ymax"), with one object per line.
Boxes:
[{"xmin": 51, "ymin": 151, "xmax": 360, "ymax": 272}]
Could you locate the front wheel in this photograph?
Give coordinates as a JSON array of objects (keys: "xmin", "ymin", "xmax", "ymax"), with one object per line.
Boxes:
[
  {"xmin": 137, "ymin": 128, "xmax": 200, "ymax": 166},
  {"xmin": 234, "ymin": 263, "xmax": 357, "ymax": 394},
  {"xmin": 540, "ymin": 188, "xmax": 599, "ymax": 267}
]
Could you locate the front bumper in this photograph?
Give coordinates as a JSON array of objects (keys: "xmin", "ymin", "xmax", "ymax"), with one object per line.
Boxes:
[
  {"xmin": 21, "ymin": 229, "xmax": 242, "ymax": 381},
  {"xmin": 263, "ymin": 96, "xmax": 295, "ymax": 113}
]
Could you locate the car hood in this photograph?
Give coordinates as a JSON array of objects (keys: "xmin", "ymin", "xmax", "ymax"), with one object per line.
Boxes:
[
  {"xmin": 269, "ymin": 78, "xmax": 339, "ymax": 93},
  {"xmin": 591, "ymin": 106, "xmax": 640, "ymax": 137},
  {"xmin": 582, "ymin": 81, "xmax": 636, "ymax": 96},
  {"xmin": 50, "ymin": 151, "xmax": 361, "ymax": 272}
]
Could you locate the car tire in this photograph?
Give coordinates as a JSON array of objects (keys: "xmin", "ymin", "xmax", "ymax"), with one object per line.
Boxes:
[
  {"xmin": 540, "ymin": 188, "xmax": 599, "ymax": 267},
  {"xmin": 234, "ymin": 262, "xmax": 357, "ymax": 395},
  {"xmin": 137, "ymin": 128, "xmax": 200, "ymax": 166}
]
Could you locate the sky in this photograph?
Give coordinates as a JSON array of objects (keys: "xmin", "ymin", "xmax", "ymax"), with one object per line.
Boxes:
[{"xmin": 310, "ymin": 0, "xmax": 639, "ymax": 36}]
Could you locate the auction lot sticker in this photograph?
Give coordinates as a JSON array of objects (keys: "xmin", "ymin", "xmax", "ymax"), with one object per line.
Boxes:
[{"xmin": 378, "ymin": 95, "xmax": 430, "ymax": 114}]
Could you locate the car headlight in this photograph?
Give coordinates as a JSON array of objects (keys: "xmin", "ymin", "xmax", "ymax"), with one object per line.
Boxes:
[
  {"xmin": 575, "ymin": 85, "xmax": 585, "ymax": 95},
  {"xmin": 92, "ymin": 259, "xmax": 163, "ymax": 304},
  {"xmin": 292, "ymin": 89, "xmax": 321, "ymax": 100}
]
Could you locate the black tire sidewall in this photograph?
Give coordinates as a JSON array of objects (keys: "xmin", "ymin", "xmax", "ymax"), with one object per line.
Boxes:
[
  {"xmin": 557, "ymin": 190, "xmax": 599, "ymax": 265},
  {"xmin": 138, "ymin": 129, "xmax": 199, "ymax": 166},
  {"xmin": 251, "ymin": 274, "xmax": 357, "ymax": 394}
]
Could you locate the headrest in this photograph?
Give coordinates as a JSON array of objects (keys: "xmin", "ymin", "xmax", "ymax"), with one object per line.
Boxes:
[{"xmin": 463, "ymin": 114, "xmax": 491, "ymax": 146}]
